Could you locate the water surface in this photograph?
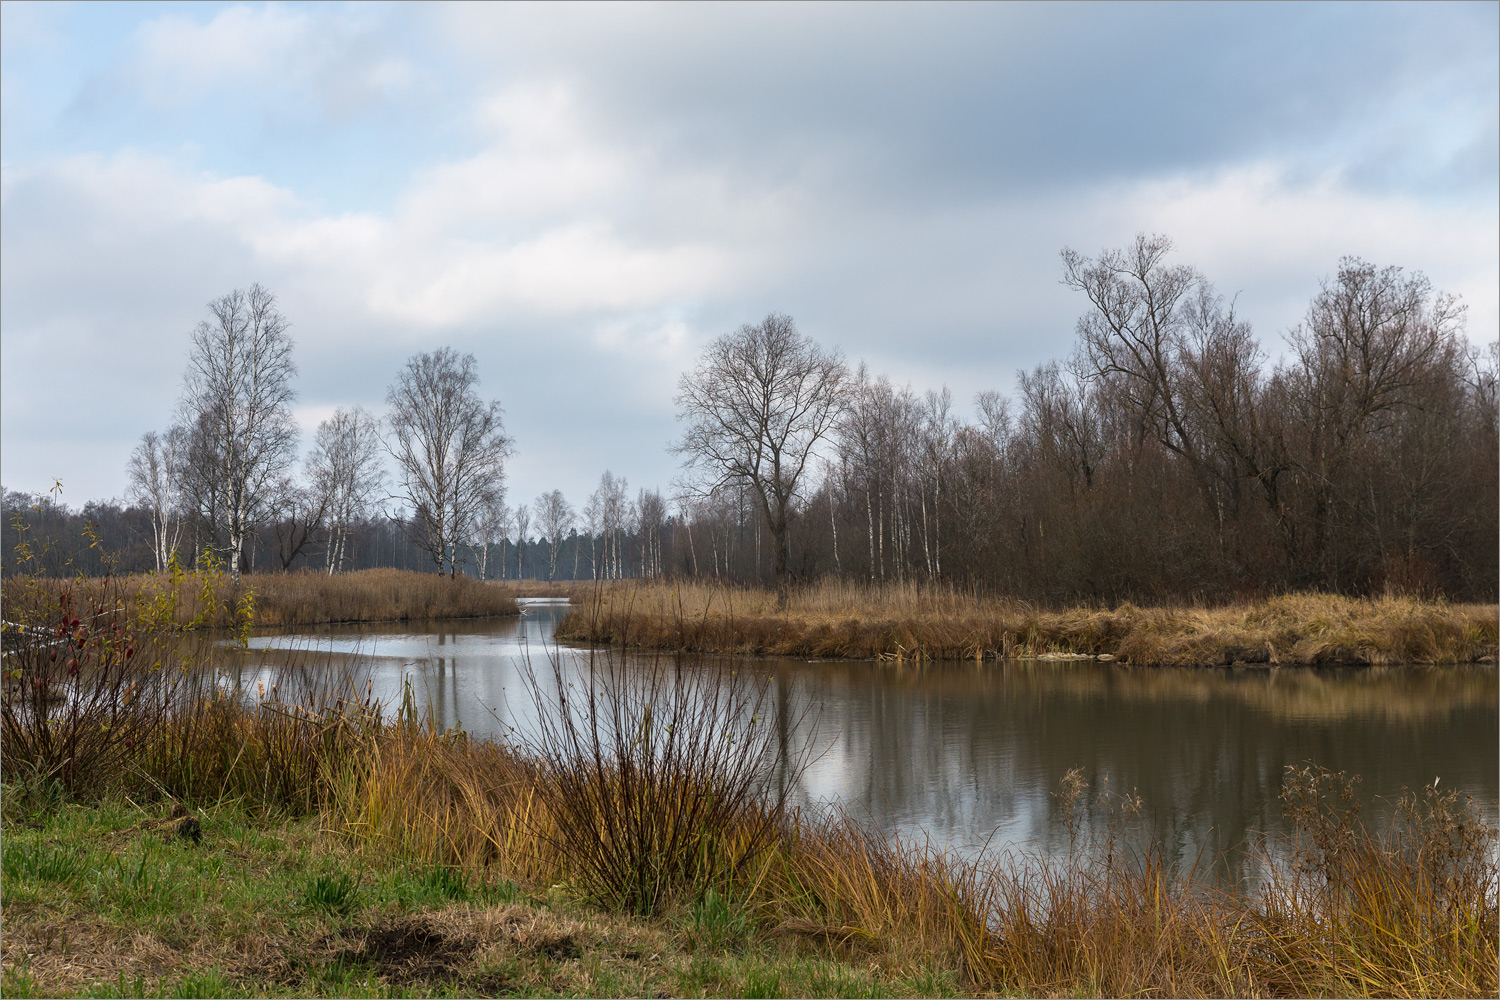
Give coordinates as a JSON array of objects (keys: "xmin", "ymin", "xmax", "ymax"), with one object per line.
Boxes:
[{"xmin": 241, "ymin": 600, "xmax": 1499, "ymax": 874}]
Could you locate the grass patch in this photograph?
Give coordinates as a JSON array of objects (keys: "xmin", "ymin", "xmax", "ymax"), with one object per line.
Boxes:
[
  {"xmin": 0, "ymin": 800, "xmax": 949, "ymax": 998},
  {"xmin": 555, "ymin": 580, "xmax": 1499, "ymax": 666}
]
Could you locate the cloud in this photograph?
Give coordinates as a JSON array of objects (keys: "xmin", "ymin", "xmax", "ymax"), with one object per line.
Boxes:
[
  {"xmin": 1117, "ymin": 164, "xmax": 1499, "ymax": 347},
  {"xmin": 2, "ymin": 3, "xmax": 1495, "ymax": 507},
  {"xmin": 108, "ymin": 3, "xmax": 418, "ymax": 123},
  {"xmin": 433, "ymin": 2, "xmax": 1499, "ymax": 200}
]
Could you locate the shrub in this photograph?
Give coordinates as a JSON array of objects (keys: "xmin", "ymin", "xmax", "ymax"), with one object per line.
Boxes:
[{"xmin": 520, "ymin": 649, "xmax": 810, "ymax": 915}]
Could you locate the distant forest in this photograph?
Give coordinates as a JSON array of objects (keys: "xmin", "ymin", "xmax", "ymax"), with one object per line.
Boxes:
[{"xmin": 5, "ymin": 239, "xmax": 1496, "ymax": 603}]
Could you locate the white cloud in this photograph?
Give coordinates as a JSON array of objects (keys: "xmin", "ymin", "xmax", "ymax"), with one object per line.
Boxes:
[
  {"xmin": 125, "ymin": 3, "xmax": 415, "ymax": 118},
  {"xmin": 292, "ymin": 404, "xmax": 342, "ymax": 439},
  {"xmin": 1116, "ymin": 163, "xmax": 1498, "ymax": 344},
  {"xmin": 134, "ymin": 4, "xmax": 310, "ymax": 100},
  {"xmin": 3, "ymin": 86, "xmax": 1495, "ymax": 506}
]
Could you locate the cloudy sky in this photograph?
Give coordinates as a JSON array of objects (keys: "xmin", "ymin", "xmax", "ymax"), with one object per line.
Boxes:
[{"xmin": 2, "ymin": 1, "xmax": 1495, "ymax": 510}]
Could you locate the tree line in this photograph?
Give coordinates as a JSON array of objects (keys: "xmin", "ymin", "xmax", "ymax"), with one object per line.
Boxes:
[
  {"xmin": 5, "ymin": 237, "xmax": 1495, "ymax": 602},
  {"xmin": 668, "ymin": 239, "xmax": 1496, "ymax": 603}
]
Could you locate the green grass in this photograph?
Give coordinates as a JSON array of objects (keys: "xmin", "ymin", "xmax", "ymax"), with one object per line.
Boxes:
[{"xmin": 0, "ymin": 799, "xmax": 944, "ymax": 998}]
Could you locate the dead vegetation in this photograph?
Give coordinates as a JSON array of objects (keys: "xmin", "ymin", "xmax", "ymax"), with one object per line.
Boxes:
[
  {"xmin": 555, "ymin": 580, "xmax": 1499, "ymax": 666},
  {"xmin": 246, "ymin": 569, "xmax": 519, "ymax": 625},
  {"xmin": 1, "ymin": 567, "xmax": 518, "ymax": 631}
]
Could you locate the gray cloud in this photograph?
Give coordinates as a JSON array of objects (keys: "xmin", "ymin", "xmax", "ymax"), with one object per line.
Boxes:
[{"xmin": 442, "ymin": 3, "xmax": 1496, "ymax": 197}]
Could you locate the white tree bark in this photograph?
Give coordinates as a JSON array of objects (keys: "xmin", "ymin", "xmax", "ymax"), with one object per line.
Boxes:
[{"xmin": 178, "ymin": 284, "xmax": 299, "ymax": 583}]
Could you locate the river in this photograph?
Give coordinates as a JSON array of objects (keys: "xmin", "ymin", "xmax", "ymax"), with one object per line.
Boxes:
[{"xmin": 241, "ymin": 598, "xmax": 1498, "ymax": 878}]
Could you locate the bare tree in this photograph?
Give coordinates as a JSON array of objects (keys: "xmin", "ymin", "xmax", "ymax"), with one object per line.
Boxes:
[
  {"xmin": 581, "ymin": 489, "xmax": 603, "ymax": 579},
  {"xmin": 1282, "ymin": 258, "xmax": 1467, "ymax": 583},
  {"xmin": 386, "ymin": 348, "xmax": 512, "ymax": 577},
  {"xmin": 636, "ymin": 488, "xmax": 667, "ymax": 578},
  {"xmin": 674, "ymin": 313, "xmax": 849, "ymax": 605},
  {"xmin": 177, "ymin": 284, "xmax": 300, "ymax": 582},
  {"xmin": 125, "ymin": 427, "xmax": 187, "ymax": 572},
  {"xmin": 270, "ymin": 479, "xmax": 327, "ymax": 572},
  {"xmin": 1063, "ymin": 234, "xmax": 1203, "ymax": 466},
  {"xmin": 533, "ymin": 490, "xmax": 575, "ymax": 582},
  {"xmin": 307, "ymin": 406, "xmax": 384, "ymax": 574},
  {"xmin": 1018, "ymin": 361, "xmax": 1104, "ymax": 494},
  {"xmin": 587, "ymin": 471, "xmax": 629, "ymax": 579},
  {"xmin": 513, "ymin": 503, "xmax": 531, "ymax": 580},
  {"xmin": 472, "ymin": 499, "xmax": 510, "ymax": 580}
]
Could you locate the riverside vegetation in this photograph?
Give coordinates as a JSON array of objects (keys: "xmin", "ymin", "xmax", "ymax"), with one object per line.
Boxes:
[
  {"xmin": 2, "ymin": 574, "xmax": 1497, "ymax": 998},
  {"xmin": 555, "ymin": 580, "xmax": 1500, "ymax": 667},
  {"xmin": 1, "ymin": 564, "xmax": 517, "ymax": 631}
]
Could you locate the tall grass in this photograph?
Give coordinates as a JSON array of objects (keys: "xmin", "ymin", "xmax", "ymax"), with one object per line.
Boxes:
[
  {"xmin": 516, "ymin": 651, "xmax": 804, "ymax": 915},
  {"xmin": 0, "ymin": 573, "xmax": 391, "ymax": 809},
  {"xmin": 1, "ymin": 567, "xmax": 518, "ymax": 631},
  {"xmin": 1249, "ymin": 766, "xmax": 1499, "ymax": 997},
  {"xmin": 1, "ymin": 574, "xmax": 193, "ymax": 799},
  {"xmin": 555, "ymin": 580, "xmax": 1499, "ymax": 666},
  {"xmin": 248, "ymin": 568, "xmax": 519, "ymax": 625}
]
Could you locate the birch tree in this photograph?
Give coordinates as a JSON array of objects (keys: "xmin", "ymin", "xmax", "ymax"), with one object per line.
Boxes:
[
  {"xmin": 386, "ymin": 348, "xmax": 512, "ymax": 577},
  {"xmin": 513, "ymin": 503, "xmax": 530, "ymax": 579},
  {"xmin": 533, "ymin": 490, "xmax": 575, "ymax": 582},
  {"xmin": 308, "ymin": 406, "xmax": 384, "ymax": 574},
  {"xmin": 471, "ymin": 500, "xmax": 510, "ymax": 580},
  {"xmin": 636, "ymin": 488, "xmax": 667, "ymax": 578},
  {"xmin": 675, "ymin": 313, "xmax": 850, "ymax": 605},
  {"xmin": 588, "ymin": 471, "xmax": 629, "ymax": 579},
  {"xmin": 581, "ymin": 488, "xmax": 603, "ymax": 579},
  {"xmin": 125, "ymin": 427, "xmax": 187, "ymax": 572},
  {"xmin": 177, "ymin": 284, "xmax": 299, "ymax": 582}
]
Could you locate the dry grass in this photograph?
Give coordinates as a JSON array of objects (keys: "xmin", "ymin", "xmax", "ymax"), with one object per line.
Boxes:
[
  {"xmin": 248, "ymin": 569, "xmax": 518, "ymax": 625},
  {"xmin": 1, "ymin": 568, "xmax": 518, "ymax": 630},
  {"xmin": 555, "ymin": 580, "xmax": 1499, "ymax": 666},
  {"xmin": 485, "ymin": 579, "xmax": 595, "ymax": 600}
]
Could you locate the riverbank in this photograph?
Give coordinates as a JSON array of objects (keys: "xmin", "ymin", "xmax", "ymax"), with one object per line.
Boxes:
[
  {"xmin": 2, "ymin": 568, "xmax": 519, "ymax": 629},
  {"xmin": 3, "ymin": 589, "xmax": 1494, "ymax": 998},
  {"xmin": 3, "ymin": 665, "xmax": 1494, "ymax": 998},
  {"xmin": 555, "ymin": 582, "xmax": 1499, "ymax": 666}
]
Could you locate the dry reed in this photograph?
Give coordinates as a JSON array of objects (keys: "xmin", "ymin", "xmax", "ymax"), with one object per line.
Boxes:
[
  {"xmin": 247, "ymin": 569, "xmax": 519, "ymax": 625},
  {"xmin": 1, "ymin": 568, "xmax": 519, "ymax": 630},
  {"xmin": 555, "ymin": 580, "xmax": 1499, "ymax": 667}
]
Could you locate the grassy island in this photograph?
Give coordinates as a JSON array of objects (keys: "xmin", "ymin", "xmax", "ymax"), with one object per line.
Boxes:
[
  {"xmin": 2, "ymin": 568, "xmax": 519, "ymax": 631},
  {"xmin": 555, "ymin": 581, "xmax": 1499, "ymax": 667}
]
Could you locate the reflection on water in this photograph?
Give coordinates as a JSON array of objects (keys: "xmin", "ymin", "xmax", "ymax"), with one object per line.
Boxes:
[{"xmin": 241, "ymin": 599, "xmax": 1498, "ymax": 873}]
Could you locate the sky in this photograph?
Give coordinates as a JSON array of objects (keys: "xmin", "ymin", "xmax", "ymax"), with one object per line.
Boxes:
[{"xmin": 2, "ymin": 1, "xmax": 1496, "ymax": 512}]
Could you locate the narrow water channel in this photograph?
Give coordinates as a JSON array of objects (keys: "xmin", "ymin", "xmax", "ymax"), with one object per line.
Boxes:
[{"xmin": 241, "ymin": 599, "xmax": 1499, "ymax": 877}]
